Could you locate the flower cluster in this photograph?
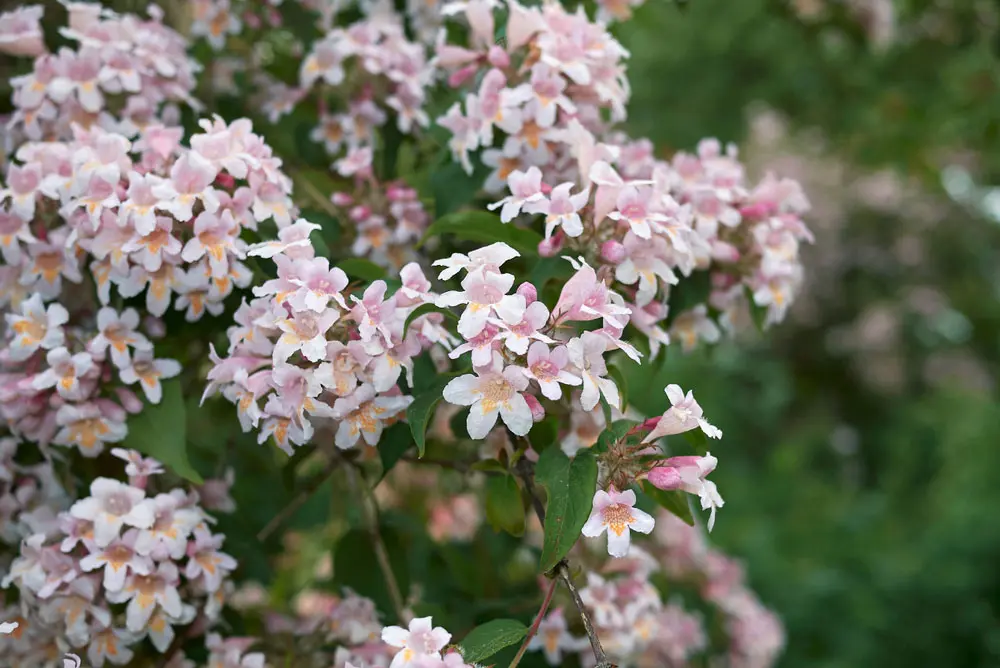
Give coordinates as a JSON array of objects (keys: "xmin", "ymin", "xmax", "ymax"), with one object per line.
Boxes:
[
  {"xmin": 435, "ymin": 0, "xmax": 629, "ymax": 182},
  {"xmin": 290, "ymin": 5, "xmax": 432, "ymax": 161},
  {"xmin": 1, "ymin": 449, "xmax": 239, "ymax": 667},
  {"xmin": 439, "ymin": 244, "xmax": 635, "ymax": 439},
  {"xmin": 204, "ymin": 222, "xmax": 453, "ymax": 453},
  {"xmin": 328, "ymin": 177, "xmax": 431, "ymax": 273},
  {"xmin": 6, "ymin": 3, "xmax": 200, "ymax": 144},
  {"xmin": 0, "ymin": 436, "xmax": 70, "ymax": 546}
]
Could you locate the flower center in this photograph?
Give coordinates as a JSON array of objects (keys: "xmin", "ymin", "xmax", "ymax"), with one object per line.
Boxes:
[
  {"xmin": 602, "ymin": 503, "xmax": 634, "ymax": 536},
  {"xmin": 481, "ymin": 377, "xmax": 513, "ymax": 403}
]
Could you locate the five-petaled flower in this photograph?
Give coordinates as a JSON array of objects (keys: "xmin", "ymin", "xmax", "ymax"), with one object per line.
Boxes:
[{"xmin": 582, "ymin": 487, "xmax": 655, "ymax": 558}]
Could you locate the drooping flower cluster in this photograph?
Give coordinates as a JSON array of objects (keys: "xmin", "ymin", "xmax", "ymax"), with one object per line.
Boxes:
[
  {"xmin": 204, "ymin": 222, "xmax": 454, "ymax": 453},
  {"xmin": 5, "ymin": 3, "xmax": 200, "ymax": 144},
  {"xmin": 0, "ymin": 449, "xmax": 239, "ymax": 667},
  {"xmin": 283, "ymin": 4, "xmax": 432, "ymax": 162},
  {"xmin": 435, "ymin": 0, "xmax": 629, "ymax": 182},
  {"xmin": 328, "ymin": 176, "xmax": 431, "ymax": 273}
]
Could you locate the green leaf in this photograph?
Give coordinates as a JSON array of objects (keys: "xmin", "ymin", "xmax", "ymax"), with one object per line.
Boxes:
[
  {"xmin": 682, "ymin": 428, "xmax": 710, "ymax": 454},
  {"xmin": 338, "ymin": 258, "xmax": 386, "ymax": 282},
  {"xmin": 667, "ymin": 271, "xmax": 712, "ymax": 325},
  {"xmin": 378, "ymin": 422, "xmax": 412, "ymax": 481},
  {"xmin": 333, "ymin": 526, "xmax": 411, "ymax": 615},
  {"xmin": 406, "ymin": 372, "xmax": 463, "ymax": 456},
  {"xmin": 459, "ymin": 619, "xmax": 527, "ymax": 664},
  {"xmin": 417, "ymin": 211, "xmax": 542, "ymax": 256},
  {"xmin": 471, "ymin": 458, "xmax": 507, "ymax": 473},
  {"xmin": 528, "ymin": 415, "xmax": 559, "ymax": 452},
  {"xmin": 402, "ymin": 303, "xmax": 459, "ymax": 339},
  {"xmin": 593, "ymin": 419, "xmax": 640, "ymax": 455},
  {"xmin": 642, "ymin": 482, "xmax": 695, "ymax": 526},
  {"xmin": 131, "ymin": 380, "xmax": 203, "ymax": 484},
  {"xmin": 485, "ymin": 475, "xmax": 526, "ymax": 537},
  {"xmin": 430, "ymin": 159, "xmax": 489, "ymax": 217},
  {"xmin": 527, "ymin": 256, "xmax": 573, "ymax": 298},
  {"xmin": 535, "ymin": 447, "xmax": 598, "ymax": 572},
  {"xmin": 746, "ymin": 285, "xmax": 770, "ymax": 331}
]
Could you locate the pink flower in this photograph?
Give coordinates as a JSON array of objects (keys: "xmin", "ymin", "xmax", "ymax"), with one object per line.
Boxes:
[
  {"xmin": 182, "ymin": 210, "xmax": 244, "ymax": 278},
  {"xmin": 185, "ymin": 527, "xmax": 237, "ymax": 592},
  {"xmin": 432, "ymin": 242, "xmax": 519, "ymax": 281},
  {"xmin": 520, "ymin": 342, "xmax": 581, "ymax": 401},
  {"xmin": 487, "ymin": 166, "xmax": 546, "ymax": 223},
  {"xmin": 48, "ymin": 48, "xmax": 104, "ymax": 112},
  {"xmin": 70, "ymin": 478, "xmax": 156, "ymax": 548},
  {"xmin": 670, "ymin": 305, "xmax": 720, "ymax": 352},
  {"xmin": 382, "ymin": 616, "xmax": 452, "ymax": 668},
  {"xmin": 53, "ymin": 402, "xmax": 128, "ymax": 457},
  {"xmin": 535, "ymin": 182, "xmax": 589, "ymax": 239},
  {"xmin": 0, "ymin": 6, "xmax": 45, "ymax": 57},
  {"xmin": 273, "ymin": 309, "xmax": 339, "ymax": 363},
  {"xmin": 79, "ymin": 529, "xmax": 152, "ymax": 591},
  {"xmin": 581, "ymin": 487, "xmax": 655, "ymax": 558},
  {"xmin": 526, "ymin": 608, "xmax": 583, "ymax": 664},
  {"xmin": 287, "ymin": 257, "xmax": 349, "ymax": 313},
  {"xmin": 607, "ymin": 185, "xmax": 668, "ymax": 239},
  {"xmin": 90, "ymin": 307, "xmax": 152, "ymax": 369},
  {"xmin": 642, "ymin": 384, "xmax": 722, "ymax": 443},
  {"xmin": 332, "ymin": 383, "xmax": 412, "ymax": 449},
  {"xmin": 437, "ymin": 269, "xmax": 524, "ymax": 339},
  {"xmin": 121, "ymin": 216, "xmax": 182, "ymax": 272},
  {"xmin": 2, "ymin": 163, "xmax": 43, "ymax": 220},
  {"xmin": 567, "ymin": 331, "xmax": 620, "ymax": 412},
  {"xmin": 351, "ymin": 280, "xmax": 397, "ymax": 346},
  {"xmin": 246, "ymin": 218, "xmax": 319, "ymax": 259},
  {"xmin": 110, "ymin": 449, "xmax": 165, "ymax": 482},
  {"xmin": 443, "ymin": 355, "xmax": 533, "ymax": 439},
  {"xmin": 552, "ymin": 260, "xmax": 631, "ymax": 329},
  {"xmin": 5, "ymin": 293, "xmax": 68, "ymax": 361},
  {"xmin": 118, "ymin": 350, "xmax": 181, "ymax": 404},
  {"xmin": 31, "ymin": 346, "xmax": 95, "ymax": 399},
  {"xmin": 447, "ymin": 322, "xmax": 503, "ymax": 368},
  {"xmin": 615, "ymin": 232, "xmax": 678, "ymax": 306},
  {"xmin": 0, "ymin": 209, "xmax": 37, "ymax": 264},
  {"xmin": 153, "ymin": 152, "xmax": 220, "ymax": 221},
  {"xmin": 335, "ymin": 147, "xmax": 373, "ymax": 178},
  {"xmin": 107, "ymin": 561, "xmax": 183, "ymax": 632},
  {"xmin": 495, "ymin": 300, "xmax": 553, "ymax": 355},
  {"xmin": 118, "ymin": 172, "xmax": 166, "ymax": 236},
  {"xmin": 647, "ymin": 453, "xmax": 724, "ymax": 530}
]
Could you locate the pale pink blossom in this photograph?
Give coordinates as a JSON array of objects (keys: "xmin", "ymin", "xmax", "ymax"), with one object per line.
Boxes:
[
  {"xmin": 647, "ymin": 453, "xmax": 724, "ymax": 530},
  {"xmin": 432, "ymin": 242, "xmax": 519, "ymax": 281},
  {"xmin": 118, "ymin": 350, "xmax": 181, "ymax": 404},
  {"xmin": 642, "ymin": 384, "xmax": 722, "ymax": 443},
  {"xmin": 53, "ymin": 402, "xmax": 128, "ymax": 457},
  {"xmin": 106, "ymin": 561, "xmax": 183, "ymax": 632},
  {"xmin": 382, "ymin": 616, "xmax": 452, "ymax": 668},
  {"xmin": 487, "ymin": 166, "xmax": 546, "ymax": 223},
  {"xmin": 443, "ymin": 355, "xmax": 533, "ymax": 439},
  {"xmin": 535, "ymin": 182, "xmax": 589, "ymax": 239},
  {"xmin": 520, "ymin": 342, "xmax": 581, "ymax": 401},
  {"xmin": 184, "ymin": 528, "xmax": 237, "ymax": 592},
  {"xmin": 527, "ymin": 608, "xmax": 583, "ymax": 664},
  {"xmin": 70, "ymin": 478, "xmax": 155, "ymax": 547},
  {"xmin": 567, "ymin": 331, "xmax": 620, "ymax": 411},
  {"xmin": 437, "ymin": 269, "xmax": 524, "ymax": 339},
  {"xmin": 581, "ymin": 487, "xmax": 655, "ymax": 558},
  {"xmin": 5, "ymin": 293, "xmax": 68, "ymax": 361},
  {"xmin": 79, "ymin": 530, "xmax": 152, "ymax": 591},
  {"xmin": 552, "ymin": 260, "xmax": 631, "ymax": 329},
  {"xmin": 31, "ymin": 347, "xmax": 95, "ymax": 399},
  {"xmin": 495, "ymin": 300, "xmax": 553, "ymax": 355},
  {"xmin": 153, "ymin": 152, "xmax": 220, "ymax": 221},
  {"xmin": 332, "ymin": 383, "xmax": 412, "ymax": 449},
  {"xmin": 90, "ymin": 307, "xmax": 152, "ymax": 368}
]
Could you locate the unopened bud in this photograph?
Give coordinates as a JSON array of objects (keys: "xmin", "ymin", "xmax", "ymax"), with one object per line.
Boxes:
[
  {"xmin": 601, "ymin": 239, "xmax": 627, "ymax": 264},
  {"xmin": 487, "ymin": 45, "xmax": 510, "ymax": 68},
  {"xmin": 538, "ymin": 231, "xmax": 564, "ymax": 257},
  {"xmin": 710, "ymin": 240, "xmax": 740, "ymax": 263},
  {"xmin": 349, "ymin": 205, "xmax": 371, "ymax": 222},
  {"xmin": 115, "ymin": 387, "xmax": 145, "ymax": 414},
  {"xmin": 516, "ymin": 282, "xmax": 537, "ymax": 305},
  {"xmin": 647, "ymin": 466, "xmax": 682, "ymax": 490},
  {"xmin": 448, "ymin": 64, "xmax": 479, "ymax": 88},
  {"xmin": 331, "ymin": 192, "xmax": 353, "ymax": 207},
  {"xmin": 524, "ymin": 394, "xmax": 546, "ymax": 422}
]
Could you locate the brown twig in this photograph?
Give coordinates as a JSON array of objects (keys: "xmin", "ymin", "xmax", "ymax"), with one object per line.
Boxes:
[{"xmin": 509, "ymin": 575, "xmax": 560, "ymax": 668}]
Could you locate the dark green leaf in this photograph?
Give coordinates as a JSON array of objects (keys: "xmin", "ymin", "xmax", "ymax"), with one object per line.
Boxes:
[
  {"xmin": 528, "ymin": 415, "xmax": 559, "ymax": 452},
  {"xmin": 131, "ymin": 380, "xmax": 202, "ymax": 484},
  {"xmin": 535, "ymin": 448, "xmax": 598, "ymax": 572},
  {"xmin": 746, "ymin": 286, "xmax": 770, "ymax": 332},
  {"xmin": 417, "ymin": 211, "xmax": 543, "ymax": 256},
  {"xmin": 333, "ymin": 526, "xmax": 411, "ymax": 616},
  {"xmin": 281, "ymin": 443, "xmax": 317, "ymax": 491},
  {"xmin": 407, "ymin": 372, "xmax": 463, "ymax": 456},
  {"xmin": 471, "ymin": 458, "xmax": 507, "ymax": 473},
  {"xmin": 338, "ymin": 258, "xmax": 387, "ymax": 282},
  {"xmin": 667, "ymin": 271, "xmax": 712, "ymax": 326},
  {"xmin": 642, "ymin": 482, "xmax": 695, "ymax": 526},
  {"xmin": 403, "ymin": 303, "xmax": 459, "ymax": 339},
  {"xmin": 485, "ymin": 475, "xmax": 526, "ymax": 537},
  {"xmin": 378, "ymin": 422, "xmax": 413, "ymax": 481},
  {"xmin": 430, "ymin": 159, "xmax": 488, "ymax": 217},
  {"xmin": 682, "ymin": 428, "xmax": 709, "ymax": 454},
  {"xmin": 459, "ymin": 619, "xmax": 527, "ymax": 664}
]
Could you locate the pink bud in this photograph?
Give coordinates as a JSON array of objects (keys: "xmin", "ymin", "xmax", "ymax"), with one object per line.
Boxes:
[
  {"xmin": 349, "ymin": 205, "xmax": 371, "ymax": 222},
  {"xmin": 115, "ymin": 387, "xmax": 145, "ymax": 414},
  {"xmin": 267, "ymin": 7, "xmax": 282, "ymax": 26},
  {"xmin": 386, "ymin": 183, "xmax": 407, "ymax": 201},
  {"xmin": 538, "ymin": 230, "xmax": 564, "ymax": 257},
  {"xmin": 647, "ymin": 466, "xmax": 682, "ymax": 490},
  {"xmin": 243, "ymin": 11, "xmax": 262, "ymax": 29},
  {"xmin": 601, "ymin": 239, "xmax": 627, "ymax": 264},
  {"xmin": 487, "ymin": 45, "xmax": 510, "ymax": 68},
  {"xmin": 540, "ymin": 182, "xmax": 552, "ymax": 195},
  {"xmin": 142, "ymin": 316, "xmax": 166, "ymax": 339},
  {"xmin": 214, "ymin": 173, "xmax": 236, "ymax": 190},
  {"xmin": 516, "ymin": 282, "xmax": 537, "ymax": 305},
  {"xmin": 95, "ymin": 398, "xmax": 126, "ymax": 423},
  {"xmin": 331, "ymin": 192, "xmax": 353, "ymax": 207},
  {"xmin": 710, "ymin": 240, "xmax": 740, "ymax": 263},
  {"xmin": 448, "ymin": 64, "xmax": 480, "ymax": 88},
  {"xmin": 524, "ymin": 394, "xmax": 545, "ymax": 422},
  {"xmin": 739, "ymin": 202, "xmax": 773, "ymax": 220}
]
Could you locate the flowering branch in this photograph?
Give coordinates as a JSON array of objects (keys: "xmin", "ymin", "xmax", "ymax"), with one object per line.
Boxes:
[{"xmin": 517, "ymin": 460, "xmax": 613, "ymax": 668}]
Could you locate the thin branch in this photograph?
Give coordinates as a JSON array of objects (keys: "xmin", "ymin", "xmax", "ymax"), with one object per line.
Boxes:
[
  {"xmin": 509, "ymin": 575, "xmax": 559, "ymax": 668},
  {"xmin": 346, "ymin": 464, "xmax": 409, "ymax": 625},
  {"xmin": 517, "ymin": 459, "xmax": 613, "ymax": 668},
  {"xmin": 257, "ymin": 457, "xmax": 339, "ymax": 542}
]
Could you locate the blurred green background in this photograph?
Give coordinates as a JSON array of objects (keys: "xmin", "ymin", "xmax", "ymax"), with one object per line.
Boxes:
[{"xmin": 619, "ymin": 1, "xmax": 1000, "ymax": 665}]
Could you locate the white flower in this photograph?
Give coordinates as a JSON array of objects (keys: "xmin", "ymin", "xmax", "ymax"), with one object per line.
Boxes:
[
  {"xmin": 443, "ymin": 355, "xmax": 532, "ymax": 439},
  {"xmin": 69, "ymin": 478, "xmax": 155, "ymax": 547},
  {"xmin": 382, "ymin": 616, "xmax": 452, "ymax": 668}
]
